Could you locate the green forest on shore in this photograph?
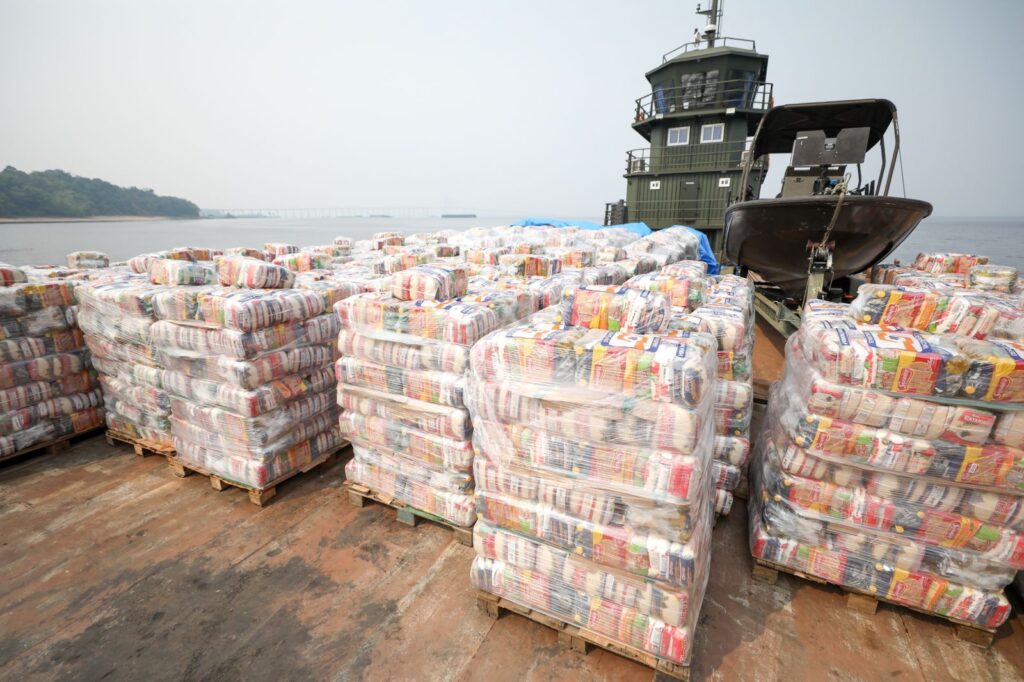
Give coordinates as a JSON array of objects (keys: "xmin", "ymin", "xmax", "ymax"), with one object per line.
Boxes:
[{"xmin": 0, "ymin": 166, "xmax": 199, "ymax": 218}]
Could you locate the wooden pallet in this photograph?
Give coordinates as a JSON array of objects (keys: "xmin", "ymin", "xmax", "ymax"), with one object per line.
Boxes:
[
  {"xmin": 751, "ymin": 557, "xmax": 999, "ymax": 647},
  {"xmin": 477, "ymin": 591, "xmax": 690, "ymax": 681},
  {"xmin": 0, "ymin": 426, "xmax": 104, "ymax": 465},
  {"xmin": 167, "ymin": 444, "xmax": 346, "ymax": 507},
  {"xmin": 105, "ymin": 429, "xmax": 176, "ymax": 458},
  {"xmin": 343, "ymin": 480, "xmax": 473, "ymax": 547}
]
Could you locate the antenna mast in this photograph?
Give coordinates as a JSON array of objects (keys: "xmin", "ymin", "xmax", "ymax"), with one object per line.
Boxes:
[{"xmin": 696, "ymin": 0, "xmax": 723, "ymax": 48}]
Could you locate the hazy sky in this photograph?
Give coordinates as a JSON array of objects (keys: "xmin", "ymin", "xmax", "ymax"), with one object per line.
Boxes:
[{"xmin": 1, "ymin": 0, "xmax": 1021, "ymax": 217}]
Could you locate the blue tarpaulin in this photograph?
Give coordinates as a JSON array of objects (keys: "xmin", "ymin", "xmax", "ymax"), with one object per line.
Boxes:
[
  {"xmin": 510, "ymin": 219, "xmax": 715, "ymax": 271},
  {"xmin": 511, "ymin": 218, "xmax": 652, "ymax": 237}
]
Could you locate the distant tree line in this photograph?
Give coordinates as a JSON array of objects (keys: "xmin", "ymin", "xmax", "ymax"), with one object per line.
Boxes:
[{"xmin": 0, "ymin": 166, "xmax": 199, "ymax": 218}]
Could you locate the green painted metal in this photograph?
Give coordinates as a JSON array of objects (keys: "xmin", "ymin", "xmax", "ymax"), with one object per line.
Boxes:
[{"xmin": 616, "ymin": 43, "xmax": 771, "ymax": 254}]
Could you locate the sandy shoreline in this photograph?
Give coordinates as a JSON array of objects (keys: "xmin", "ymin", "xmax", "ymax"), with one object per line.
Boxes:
[{"xmin": 0, "ymin": 215, "xmax": 194, "ymax": 224}]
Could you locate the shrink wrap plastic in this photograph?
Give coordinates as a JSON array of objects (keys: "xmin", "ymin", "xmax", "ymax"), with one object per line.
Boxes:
[
  {"xmin": 624, "ymin": 273, "xmax": 706, "ymax": 312},
  {"xmin": 335, "ymin": 291, "xmax": 532, "ymax": 346},
  {"xmin": 338, "ymin": 274, "xmax": 534, "ymax": 527},
  {"xmin": 152, "ymin": 287, "xmax": 326, "ymax": 332},
  {"xmin": 467, "ymin": 306, "xmax": 716, "ymax": 665},
  {"xmin": 391, "ymin": 264, "xmax": 469, "ymax": 302},
  {"xmin": 751, "ymin": 289, "xmax": 1024, "ymax": 629},
  {"xmin": 497, "ymin": 253, "xmax": 562, "ymax": 278},
  {"xmin": 76, "ymin": 278, "xmax": 174, "ymax": 448},
  {"xmin": 0, "ymin": 276, "xmax": 103, "ymax": 456},
  {"xmin": 66, "ymin": 251, "xmax": 109, "ymax": 269},
  {"xmin": 914, "ymin": 253, "xmax": 988, "ymax": 275},
  {"xmin": 294, "ymin": 272, "xmax": 364, "ymax": 307},
  {"xmin": 149, "ymin": 260, "xmax": 218, "ymax": 286},
  {"xmin": 149, "ymin": 281, "xmax": 348, "ymax": 486},
  {"xmin": 970, "ymin": 264, "xmax": 1018, "ymax": 294},
  {"xmin": 216, "ymin": 257, "xmax": 297, "ymax": 289},
  {"xmin": 0, "ymin": 263, "xmax": 27, "ymax": 286},
  {"xmin": 850, "ymin": 284, "xmax": 1020, "ymax": 340},
  {"xmin": 666, "ymin": 272, "xmax": 756, "ymax": 506},
  {"xmin": 272, "ymin": 252, "xmax": 331, "ymax": 272},
  {"xmin": 264, "ymin": 243, "xmax": 299, "ymax": 256},
  {"xmin": 558, "ymin": 286, "xmax": 672, "ymax": 334}
]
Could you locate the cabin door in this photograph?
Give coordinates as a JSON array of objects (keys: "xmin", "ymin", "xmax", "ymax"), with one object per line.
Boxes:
[{"xmin": 678, "ymin": 180, "xmax": 699, "ymax": 225}]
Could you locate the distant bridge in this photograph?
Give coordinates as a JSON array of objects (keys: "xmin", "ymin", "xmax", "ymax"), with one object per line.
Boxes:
[{"xmin": 200, "ymin": 207, "xmax": 443, "ymax": 219}]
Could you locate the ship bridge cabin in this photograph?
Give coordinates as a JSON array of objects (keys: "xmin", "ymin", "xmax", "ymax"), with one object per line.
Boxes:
[{"xmin": 608, "ymin": 33, "xmax": 772, "ymax": 254}]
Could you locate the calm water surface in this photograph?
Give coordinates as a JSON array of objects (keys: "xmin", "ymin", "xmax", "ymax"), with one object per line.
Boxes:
[
  {"xmin": 0, "ymin": 216, "xmax": 548, "ymax": 266},
  {"xmin": 1, "ymin": 215, "xmax": 1021, "ymax": 270}
]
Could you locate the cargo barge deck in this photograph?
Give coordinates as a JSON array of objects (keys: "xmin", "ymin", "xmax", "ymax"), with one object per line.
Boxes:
[{"xmin": 2, "ymin": 320, "xmax": 1022, "ymax": 681}]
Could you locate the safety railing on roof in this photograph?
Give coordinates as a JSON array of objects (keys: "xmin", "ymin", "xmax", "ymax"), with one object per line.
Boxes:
[
  {"xmin": 634, "ymin": 80, "xmax": 772, "ymax": 123},
  {"xmin": 661, "ymin": 37, "xmax": 758, "ymax": 62},
  {"xmin": 625, "ymin": 142, "xmax": 764, "ymax": 174}
]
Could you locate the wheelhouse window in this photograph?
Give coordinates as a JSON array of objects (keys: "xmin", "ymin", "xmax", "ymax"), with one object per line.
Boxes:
[
  {"xmin": 700, "ymin": 123, "xmax": 724, "ymax": 143},
  {"xmin": 667, "ymin": 127, "xmax": 690, "ymax": 146}
]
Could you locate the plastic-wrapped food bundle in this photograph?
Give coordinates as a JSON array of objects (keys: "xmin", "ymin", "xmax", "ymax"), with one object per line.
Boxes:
[
  {"xmin": 391, "ymin": 264, "xmax": 469, "ymax": 302},
  {"xmin": 0, "ymin": 263, "xmax": 27, "ymax": 287},
  {"xmin": 545, "ymin": 247, "xmax": 593, "ymax": 269},
  {"xmin": 667, "ymin": 273, "xmax": 756, "ymax": 511},
  {"xmin": 66, "ymin": 251, "xmax": 110, "ymax": 269},
  {"xmin": 373, "ymin": 232, "xmax": 405, "ymax": 246},
  {"xmin": 216, "ymin": 256, "xmax": 297, "ymax": 289},
  {"xmin": 264, "ymin": 243, "xmax": 299, "ymax": 257},
  {"xmin": 339, "ymin": 281, "xmax": 532, "ymax": 527},
  {"xmin": 969, "ymin": 264, "xmax": 1018, "ymax": 294},
  {"xmin": 559, "ymin": 285, "xmax": 671, "ymax": 333},
  {"xmin": 467, "ymin": 313, "xmax": 717, "ymax": 666},
  {"xmin": 153, "ymin": 287, "xmax": 325, "ymax": 332},
  {"xmin": 149, "ymin": 259, "xmax": 218, "ymax": 286},
  {"xmin": 624, "ymin": 228, "xmax": 700, "ymax": 267},
  {"xmin": 662, "ymin": 260, "xmax": 708, "ymax": 279},
  {"xmin": 750, "ymin": 297, "xmax": 1024, "ymax": 630},
  {"xmin": 381, "ymin": 249, "xmax": 432, "ymax": 274},
  {"xmin": 272, "ymin": 252, "xmax": 331, "ymax": 272},
  {"xmin": 497, "ymin": 253, "xmax": 562, "ymax": 278},
  {"xmin": 914, "ymin": 252, "xmax": 988, "ymax": 275},
  {"xmin": 76, "ymin": 278, "xmax": 175, "ymax": 449},
  {"xmin": 335, "ymin": 290, "xmax": 532, "ymax": 346},
  {"xmin": 798, "ymin": 324, "xmax": 1024, "ymax": 403},
  {"xmin": 223, "ymin": 246, "xmax": 265, "ymax": 260},
  {"xmin": 577, "ymin": 263, "xmax": 630, "ymax": 286},
  {"xmin": 0, "ymin": 276, "xmax": 104, "ymax": 458},
  {"xmin": 624, "ymin": 272, "xmax": 706, "ymax": 312},
  {"xmin": 849, "ymin": 284, "xmax": 1015, "ymax": 339},
  {"xmin": 294, "ymin": 271, "xmax": 365, "ymax": 308},
  {"xmin": 151, "ymin": 283, "xmax": 348, "ymax": 487}
]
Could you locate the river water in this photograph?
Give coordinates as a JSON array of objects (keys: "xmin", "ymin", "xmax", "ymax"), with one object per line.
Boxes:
[{"xmin": 1, "ymin": 215, "xmax": 1021, "ymax": 270}]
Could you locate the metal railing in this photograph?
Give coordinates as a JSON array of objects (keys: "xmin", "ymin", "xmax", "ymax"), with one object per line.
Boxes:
[
  {"xmin": 624, "ymin": 198, "xmax": 733, "ymax": 230},
  {"xmin": 634, "ymin": 80, "xmax": 772, "ymax": 122},
  {"xmin": 661, "ymin": 36, "xmax": 758, "ymax": 62},
  {"xmin": 625, "ymin": 142, "xmax": 763, "ymax": 174}
]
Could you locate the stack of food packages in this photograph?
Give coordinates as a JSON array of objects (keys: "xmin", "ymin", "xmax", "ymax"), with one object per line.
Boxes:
[
  {"xmin": 143, "ymin": 255, "xmax": 353, "ymax": 488},
  {"xmin": 0, "ymin": 263, "xmax": 104, "ymax": 457},
  {"xmin": 874, "ymin": 252, "xmax": 1022, "ymax": 298},
  {"xmin": 76, "ymin": 273, "xmax": 179, "ymax": 450},
  {"xmin": 77, "ymin": 248, "xmax": 224, "ymax": 449},
  {"xmin": 750, "ymin": 285, "xmax": 1024, "ymax": 629},
  {"xmin": 335, "ymin": 262, "xmax": 534, "ymax": 527},
  {"xmin": 619, "ymin": 258, "xmax": 755, "ymax": 516},
  {"xmin": 468, "ymin": 283, "xmax": 717, "ymax": 667}
]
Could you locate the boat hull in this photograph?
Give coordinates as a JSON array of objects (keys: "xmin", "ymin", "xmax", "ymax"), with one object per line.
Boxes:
[{"xmin": 724, "ymin": 195, "xmax": 933, "ymax": 297}]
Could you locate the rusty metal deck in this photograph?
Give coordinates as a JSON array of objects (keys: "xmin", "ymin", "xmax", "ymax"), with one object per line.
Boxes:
[
  {"xmin": 1, "ymin": 321, "xmax": 1022, "ymax": 681},
  {"xmin": 1, "ymin": 437, "xmax": 1022, "ymax": 681}
]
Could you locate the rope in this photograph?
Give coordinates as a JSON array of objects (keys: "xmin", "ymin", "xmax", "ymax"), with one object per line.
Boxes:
[{"xmin": 818, "ymin": 173, "xmax": 851, "ymax": 248}]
